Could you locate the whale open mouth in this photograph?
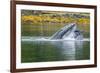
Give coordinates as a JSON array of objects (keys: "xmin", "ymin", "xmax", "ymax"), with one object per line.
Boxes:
[{"xmin": 50, "ymin": 23, "xmax": 83, "ymax": 40}]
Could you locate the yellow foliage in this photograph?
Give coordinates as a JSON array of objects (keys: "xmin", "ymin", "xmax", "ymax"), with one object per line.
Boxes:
[{"xmin": 21, "ymin": 15, "xmax": 90, "ymax": 25}]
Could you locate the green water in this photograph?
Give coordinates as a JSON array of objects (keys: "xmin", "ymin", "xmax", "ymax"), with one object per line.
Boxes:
[
  {"xmin": 21, "ymin": 39, "xmax": 90, "ymax": 63},
  {"xmin": 21, "ymin": 22, "xmax": 90, "ymax": 63}
]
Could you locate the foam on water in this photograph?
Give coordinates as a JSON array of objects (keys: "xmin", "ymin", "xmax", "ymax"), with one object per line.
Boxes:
[{"xmin": 21, "ymin": 36, "xmax": 90, "ymax": 42}]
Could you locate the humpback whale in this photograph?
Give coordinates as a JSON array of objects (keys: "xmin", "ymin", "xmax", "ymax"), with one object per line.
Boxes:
[{"xmin": 50, "ymin": 23, "xmax": 83, "ymax": 40}]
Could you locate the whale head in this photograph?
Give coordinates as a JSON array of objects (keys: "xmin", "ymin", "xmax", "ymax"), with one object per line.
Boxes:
[{"xmin": 50, "ymin": 23, "xmax": 83, "ymax": 40}]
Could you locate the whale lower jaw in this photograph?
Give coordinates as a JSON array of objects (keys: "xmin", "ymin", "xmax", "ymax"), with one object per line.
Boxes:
[{"xmin": 61, "ymin": 35, "xmax": 83, "ymax": 40}]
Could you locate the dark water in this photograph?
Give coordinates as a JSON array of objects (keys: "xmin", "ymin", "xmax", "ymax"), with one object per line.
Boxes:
[{"xmin": 21, "ymin": 38, "xmax": 90, "ymax": 63}]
